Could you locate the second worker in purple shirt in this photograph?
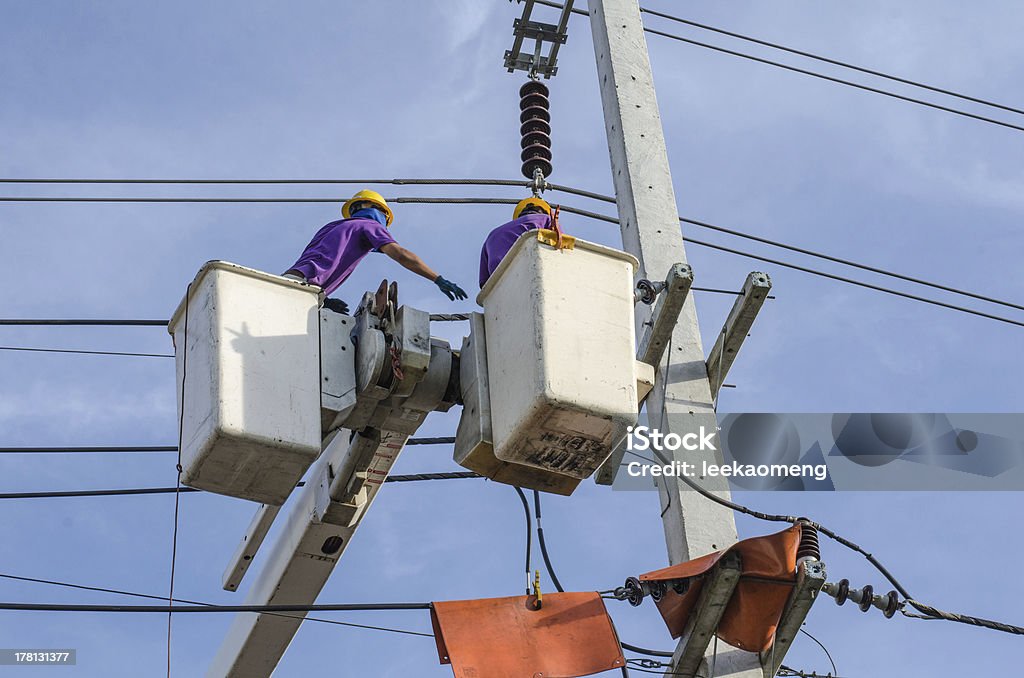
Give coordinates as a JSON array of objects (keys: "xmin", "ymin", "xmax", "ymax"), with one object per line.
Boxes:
[{"xmin": 479, "ymin": 197, "xmax": 553, "ymax": 288}]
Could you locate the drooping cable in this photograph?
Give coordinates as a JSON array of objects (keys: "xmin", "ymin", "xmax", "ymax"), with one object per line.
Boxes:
[
  {"xmin": 513, "ymin": 487, "xmax": 533, "ymax": 595},
  {"xmin": 165, "ymin": 284, "xmax": 190, "ymax": 678},
  {"xmin": 532, "ymin": 490, "xmax": 564, "ymax": 594},
  {"xmin": 798, "ymin": 628, "xmax": 838, "ymax": 676}
]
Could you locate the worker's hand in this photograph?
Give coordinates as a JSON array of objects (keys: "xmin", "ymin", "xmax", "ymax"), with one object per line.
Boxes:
[
  {"xmin": 323, "ymin": 298, "xmax": 350, "ymax": 315},
  {"xmin": 434, "ymin": 276, "xmax": 468, "ymax": 301}
]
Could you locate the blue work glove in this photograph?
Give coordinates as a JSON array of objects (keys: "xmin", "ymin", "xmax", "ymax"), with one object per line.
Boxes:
[{"xmin": 434, "ymin": 276, "xmax": 468, "ymax": 301}]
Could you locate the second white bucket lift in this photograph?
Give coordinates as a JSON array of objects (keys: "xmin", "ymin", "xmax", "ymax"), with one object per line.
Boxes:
[{"xmin": 455, "ymin": 230, "xmax": 654, "ymax": 492}]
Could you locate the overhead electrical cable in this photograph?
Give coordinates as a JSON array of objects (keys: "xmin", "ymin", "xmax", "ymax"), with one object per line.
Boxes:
[
  {"xmin": 640, "ymin": 416, "xmax": 1024, "ymax": 636},
  {"xmin": 0, "ymin": 438, "xmax": 455, "ymax": 454},
  {"xmin": 0, "ymin": 573, "xmax": 432, "ymax": 638},
  {"xmin": 798, "ymin": 628, "xmax": 838, "ymax": 677},
  {"xmin": 2, "ymin": 192, "xmax": 1018, "ymax": 319},
  {"xmin": 0, "ymin": 473, "xmax": 481, "ymax": 500},
  {"xmin": 637, "ymin": 6, "xmax": 1024, "ymax": 118},
  {"xmin": 0, "ymin": 345, "xmax": 172, "ymax": 358},
  {"xmin": 531, "ymin": 0, "xmax": 1024, "ymax": 133},
  {"xmin": 0, "ymin": 602, "xmax": 434, "ymax": 613},
  {"xmin": 513, "ymin": 487, "xmax": 533, "ymax": 595}
]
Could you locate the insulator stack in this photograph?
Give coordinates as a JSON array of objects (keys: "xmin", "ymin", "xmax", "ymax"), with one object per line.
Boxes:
[
  {"xmin": 796, "ymin": 518, "xmax": 820, "ymax": 563},
  {"xmin": 520, "ymin": 80, "xmax": 552, "ymax": 179}
]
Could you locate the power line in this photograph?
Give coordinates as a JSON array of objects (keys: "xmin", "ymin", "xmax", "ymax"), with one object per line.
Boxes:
[
  {"xmin": 679, "ymin": 216, "xmax": 1024, "ymax": 313},
  {"xmin": 901, "ymin": 600, "xmax": 1024, "ymax": 636},
  {"xmin": 405, "ymin": 437, "xmax": 457, "ymax": 446},
  {"xmin": 0, "ymin": 315, "xmax": 466, "ymax": 326},
  {"xmin": 0, "ymin": 473, "xmax": 480, "ymax": 500},
  {"xmin": 526, "ymin": 489, "xmax": 673, "ymax": 663},
  {"xmin": 641, "ymin": 420, "xmax": 1024, "ymax": 637},
  {"xmin": 0, "ymin": 438, "xmax": 455, "ymax": 454},
  {"xmin": 0, "ymin": 177, "xmax": 533, "ymax": 187},
  {"xmin": 637, "ymin": 6, "xmax": 1024, "ymax": 119},
  {"xmin": 533, "ymin": 490, "xmax": 564, "ymax": 594},
  {"xmin": 0, "ymin": 602, "xmax": 433, "ymax": 613},
  {"xmin": 0, "ymin": 318, "xmax": 168, "ymax": 326},
  {"xmin": 5, "ymin": 192, "xmax": 1018, "ymax": 322},
  {"xmin": 0, "ymin": 446, "xmax": 178, "ymax": 454},
  {"xmin": 687, "ymin": 236, "xmax": 1024, "ymax": 328},
  {"xmin": 642, "ymin": 26, "xmax": 1024, "ymax": 134},
  {"xmin": 512, "ymin": 487, "xmax": 533, "ymax": 595},
  {"xmin": 0, "ymin": 573, "xmax": 432, "ymax": 638},
  {"xmin": 533, "ymin": 0, "xmax": 1024, "ymax": 134},
  {"xmin": 0, "ymin": 346, "xmax": 173, "ymax": 358},
  {"xmin": 798, "ymin": 628, "xmax": 838, "ymax": 676}
]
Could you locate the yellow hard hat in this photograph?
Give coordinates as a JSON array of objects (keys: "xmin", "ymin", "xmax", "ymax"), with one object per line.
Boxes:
[
  {"xmin": 342, "ymin": 189, "xmax": 394, "ymax": 226},
  {"xmin": 513, "ymin": 196, "xmax": 552, "ymax": 220}
]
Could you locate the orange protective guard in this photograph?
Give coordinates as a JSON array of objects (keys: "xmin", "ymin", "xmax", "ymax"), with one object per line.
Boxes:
[
  {"xmin": 640, "ymin": 525, "xmax": 802, "ymax": 653},
  {"xmin": 431, "ymin": 592, "xmax": 626, "ymax": 678}
]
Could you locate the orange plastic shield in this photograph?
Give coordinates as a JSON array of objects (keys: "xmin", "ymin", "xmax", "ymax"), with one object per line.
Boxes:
[
  {"xmin": 640, "ymin": 525, "xmax": 801, "ymax": 653},
  {"xmin": 431, "ymin": 592, "xmax": 626, "ymax": 678}
]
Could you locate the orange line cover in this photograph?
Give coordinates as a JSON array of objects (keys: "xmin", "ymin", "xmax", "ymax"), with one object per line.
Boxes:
[
  {"xmin": 431, "ymin": 592, "xmax": 626, "ymax": 678},
  {"xmin": 640, "ymin": 525, "xmax": 802, "ymax": 653}
]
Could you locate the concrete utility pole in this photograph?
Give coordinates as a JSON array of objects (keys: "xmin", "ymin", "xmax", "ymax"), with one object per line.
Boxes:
[{"xmin": 587, "ymin": 1, "xmax": 761, "ymax": 675}]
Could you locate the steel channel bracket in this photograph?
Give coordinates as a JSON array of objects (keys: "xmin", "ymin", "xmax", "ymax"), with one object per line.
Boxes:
[
  {"xmin": 637, "ymin": 263, "xmax": 694, "ymax": 368},
  {"xmin": 503, "ymin": 0, "xmax": 574, "ymax": 77},
  {"xmin": 670, "ymin": 551, "xmax": 743, "ymax": 676},
  {"xmin": 760, "ymin": 559, "xmax": 827, "ymax": 678},
  {"xmin": 221, "ymin": 503, "xmax": 283, "ymax": 592},
  {"xmin": 706, "ymin": 272, "xmax": 772, "ymax": 400},
  {"xmin": 594, "ymin": 263, "xmax": 692, "ymax": 485}
]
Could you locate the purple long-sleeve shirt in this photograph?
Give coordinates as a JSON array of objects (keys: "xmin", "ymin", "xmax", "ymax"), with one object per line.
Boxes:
[
  {"xmin": 479, "ymin": 212, "xmax": 551, "ymax": 287},
  {"xmin": 288, "ymin": 217, "xmax": 397, "ymax": 296}
]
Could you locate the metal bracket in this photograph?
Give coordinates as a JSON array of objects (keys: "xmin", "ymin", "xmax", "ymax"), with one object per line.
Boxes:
[
  {"xmin": 503, "ymin": 0, "xmax": 574, "ymax": 78},
  {"xmin": 593, "ymin": 263, "xmax": 692, "ymax": 485},
  {"xmin": 760, "ymin": 559, "xmax": 827, "ymax": 677},
  {"xmin": 637, "ymin": 263, "xmax": 693, "ymax": 367},
  {"xmin": 671, "ymin": 551, "xmax": 743, "ymax": 676},
  {"xmin": 706, "ymin": 272, "xmax": 772, "ymax": 400},
  {"xmin": 221, "ymin": 503, "xmax": 282, "ymax": 592}
]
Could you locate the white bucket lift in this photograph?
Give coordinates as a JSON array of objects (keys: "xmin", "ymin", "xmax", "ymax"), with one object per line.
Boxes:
[
  {"xmin": 169, "ymin": 261, "xmax": 329, "ymax": 506},
  {"xmin": 455, "ymin": 231, "xmax": 653, "ymax": 490}
]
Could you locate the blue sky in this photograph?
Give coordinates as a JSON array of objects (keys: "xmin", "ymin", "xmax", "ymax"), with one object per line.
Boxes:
[{"xmin": 1, "ymin": 1, "xmax": 1023, "ymax": 676}]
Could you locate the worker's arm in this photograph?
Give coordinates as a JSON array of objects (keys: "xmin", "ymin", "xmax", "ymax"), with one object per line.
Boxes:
[
  {"xmin": 379, "ymin": 243, "xmax": 438, "ymax": 281},
  {"xmin": 379, "ymin": 243, "xmax": 468, "ymax": 300}
]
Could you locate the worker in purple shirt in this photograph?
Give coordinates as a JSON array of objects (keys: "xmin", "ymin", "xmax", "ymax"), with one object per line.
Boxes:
[
  {"xmin": 285, "ymin": 189, "xmax": 467, "ymax": 314},
  {"xmin": 479, "ymin": 197, "xmax": 552, "ymax": 288}
]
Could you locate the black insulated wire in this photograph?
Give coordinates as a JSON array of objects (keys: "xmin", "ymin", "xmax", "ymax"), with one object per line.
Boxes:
[
  {"xmin": 532, "ymin": 490, "xmax": 564, "ymax": 593},
  {"xmin": 0, "ymin": 346, "xmax": 173, "ymax": 358},
  {"xmin": 1, "ymin": 192, "xmax": 1021, "ymax": 321},
  {"xmin": 0, "ymin": 602, "xmax": 434, "ymax": 613},
  {"xmin": 0, "ymin": 473, "xmax": 480, "ymax": 500},
  {"xmin": 532, "ymin": 0, "xmax": 1024, "ymax": 134},
  {"xmin": 513, "ymin": 487, "xmax": 533, "ymax": 595},
  {"xmin": 0, "ymin": 438, "xmax": 454, "ymax": 454},
  {"xmin": 0, "ymin": 573, "xmax": 432, "ymax": 638},
  {"xmin": 637, "ymin": 6, "xmax": 1024, "ymax": 119}
]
